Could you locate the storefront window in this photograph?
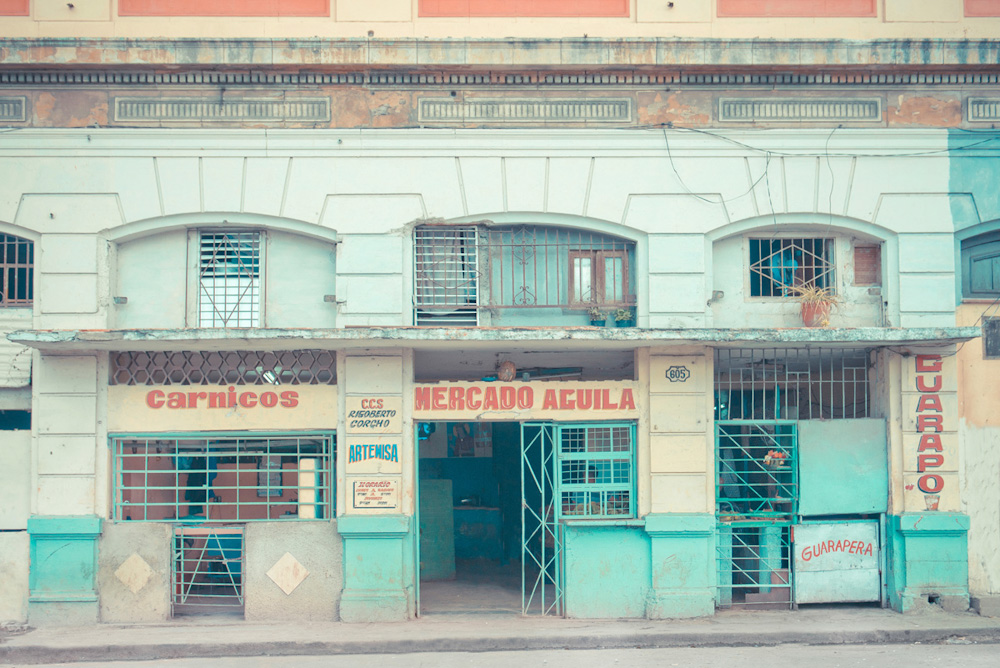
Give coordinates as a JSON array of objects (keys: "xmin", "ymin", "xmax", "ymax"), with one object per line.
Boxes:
[{"xmin": 557, "ymin": 424, "xmax": 634, "ymax": 519}]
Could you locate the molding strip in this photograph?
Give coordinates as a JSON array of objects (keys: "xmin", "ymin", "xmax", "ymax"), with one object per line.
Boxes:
[
  {"xmin": 0, "ymin": 96, "xmax": 26, "ymax": 122},
  {"xmin": 113, "ymin": 97, "xmax": 331, "ymax": 122},
  {"xmin": 968, "ymin": 98, "xmax": 1000, "ymax": 122},
  {"xmin": 2, "ymin": 70, "xmax": 1000, "ymax": 89},
  {"xmin": 418, "ymin": 97, "xmax": 631, "ymax": 123},
  {"xmin": 719, "ymin": 97, "xmax": 882, "ymax": 122}
]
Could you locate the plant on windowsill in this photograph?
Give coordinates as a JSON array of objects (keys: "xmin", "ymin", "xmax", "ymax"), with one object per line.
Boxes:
[
  {"xmin": 613, "ymin": 307, "xmax": 635, "ymax": 328},
  {"xmin": 786, "ymin": 284, "xmax": 840, "ymax": 328},
  {"xmin": 587, "ymin": 306, "xmax": 607, "ymax": 327}
]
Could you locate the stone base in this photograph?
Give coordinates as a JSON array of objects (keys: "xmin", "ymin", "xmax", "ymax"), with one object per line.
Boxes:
[
  {"xmin": 972, "ymin": 596, "xmax": 1000, "ymax": 617},
  {"xmin": 898, "ymin": 591, "xmax": 969, "ymax": 614},
  {"xmin": 28, "ymin": 599, "xmax": 98, "ymax": 626},
  {"xmin": 338, "ymin": 590, "xmax": 409, "ymax": 623},
  {"xmin": 646, "ymin": 589, "xmax": 715, "ymax": 619}
]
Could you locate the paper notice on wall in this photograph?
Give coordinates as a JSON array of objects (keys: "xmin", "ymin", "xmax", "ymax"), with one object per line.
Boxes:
[{"xmin": 352, "ymin": 478, "xmax": 400, "ymax": 509}]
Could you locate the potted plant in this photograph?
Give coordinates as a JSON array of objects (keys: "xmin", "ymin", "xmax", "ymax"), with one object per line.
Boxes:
[
  {"xmin": 786, "ymin": 284, "xmax": 839, "ymax": 328},
  {"xmin": 613, "ymin": 307, "xmax": 635, "ymax": 328},
  {"xmin": 587, "ymin": 306, "xmax": 606, "ymax": 327}
]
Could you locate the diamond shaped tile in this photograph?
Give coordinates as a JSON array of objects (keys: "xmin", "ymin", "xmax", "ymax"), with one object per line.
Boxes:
[
  {"xmin": 115, "ymin": 553, "xmax": 153, "ymax": 595},
  {"xmin": 267, "ymin": 552, "xmax": 309, "ymax": 596}
]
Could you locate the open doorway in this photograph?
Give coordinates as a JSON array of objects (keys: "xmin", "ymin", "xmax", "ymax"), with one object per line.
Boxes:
[{"xmin": 417, "ymin": 421, "xmax": 523, "ymax": 615}]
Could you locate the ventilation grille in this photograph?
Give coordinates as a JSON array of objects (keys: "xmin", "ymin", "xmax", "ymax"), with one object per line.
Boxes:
[
  {"xmin": 719, "ymin": 98, "xmax": 881, "ymax": 122},
  {"xmin": 0, "ymin": 97, "xmax": 26, "ymax": 122},
  {"xmin": 114, "ymin": 97, "xmax": 331, "ymax": 122},
  {"xmin": 111, "ymin": 350, "xmax": 337, "ymax": 386},
  {"xmin": 969, "ymin": 98, "xmax": 1000, "ymax": 122},
  {"xmin": 418, "ymin": 98, "xmax": 631, "ymax": 123}
]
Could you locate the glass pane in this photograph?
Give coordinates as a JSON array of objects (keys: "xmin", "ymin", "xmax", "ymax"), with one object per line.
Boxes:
[
  {"xmin": 603, "ymin": 256, "xmax": 623, "ymax": 302},
  {"xmin": 574, "ymin": 257, "xmax": 592, "ymax": 301}
]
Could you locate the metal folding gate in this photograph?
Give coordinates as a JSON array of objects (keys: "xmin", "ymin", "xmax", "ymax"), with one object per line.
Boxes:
[{"xmin": 520, "ymin": 422, "xmax": 562, "ymax": 616}]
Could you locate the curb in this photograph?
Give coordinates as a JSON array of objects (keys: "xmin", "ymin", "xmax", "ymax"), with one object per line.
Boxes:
[{"xmin": 3, "ymin": 627, "xmax": 1000, "ymax": 664}]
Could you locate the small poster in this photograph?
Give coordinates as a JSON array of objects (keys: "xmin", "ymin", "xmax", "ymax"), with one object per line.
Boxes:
[{"xmin": 352, "ymin": 478, "xmax": 400, "ymax": 509}]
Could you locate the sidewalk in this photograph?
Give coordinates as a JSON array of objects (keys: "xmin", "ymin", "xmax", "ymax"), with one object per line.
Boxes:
[{"xmin": 3, "ymin": 607, "xmax": 1000, "ymax": 665}]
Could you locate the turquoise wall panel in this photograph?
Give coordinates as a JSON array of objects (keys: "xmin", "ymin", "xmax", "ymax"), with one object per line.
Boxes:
[
  {"xmin": 798, "ymin": 419, "xmax": 888, "ymax": 516},
  {"xmin": 645, "ymin": 513, "xmax": 716, "ymax": 618},
  {"xmin": 887, "ymin": 512, "xmax": 969, "ymax": 612},
  {"xmin": 563, "ymin": 524, "xmax": 650, "ymax": 618},
  {"xmin": 27, "ymin": 516, "xmax": 102, "ymax": 625},
  {"xmin": 338, "ymin": 514, "xmax": 412, "ymax": 622}
]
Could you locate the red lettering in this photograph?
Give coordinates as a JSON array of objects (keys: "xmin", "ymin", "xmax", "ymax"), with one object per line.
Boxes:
[
  {"xmin": 228, "ymin": 386, "xmax": 237, "ymax": 408},
  {"xmin": 516, "ymin": 386, "xmax": 532, "ymax": 410},
  {"xmin": 559, "ymin": 389, "xmax": 575, "ymax": 410},
  {"xmin": 239, "ymin": 391, "xmax": 258, "ymax": 408},
  {"xmin": 467, "ymin": 386, "xmax": 482, "ymax": 410},
  {"xmin": 542, "ymin": 389, "xmax": 558, "ymax": 410},
  {"xmin": 260, "ymin": 391, "xmax": 278, "ymax": 408},
  {"xmin": 619, "ymin": 388, "xmax": 636, "ymax": 411},
  {"xmin": 208, "ymin": 391, "xmax": 226, "ymax": 408},
  {"xmin": 167, "ymin": 392, "xmax": 186, "ymax": 409},
  {"xmin": 917, "ymin": 415, "xmax": 943, "ymax": 432},
  {"xmin": 483, "ymin": 386, "xmax": 499, "ymax": 410},
  {"xmin": 865, "ymin": 544, "xmax": 873, "ymax": 556},
  {"xmin": 918, "ymin": 473, "xmax": 944, "ymax": 493},
  {"xmin": 500, "ymin": 386, "xmax": 516, "ymax": 410},
  {"xmin": 916, "ymin": 375, "xmax": 943, "ymax": 392},
  {"xmin": 577, "ymin": 389, "xmax": 593, "ymax": 410},
  {"xmin": 448, "ymin": 386, "xmax": 465, "ymax": 411},
  {"xmin": 916, "ymin": 354, "xmax": 943, "ymax": 373},
  {"xmin": 918, "ymin": 453, "xmax": 944, "ymax": 472},
  {"xmin": 361, "ymin": 398, "xmax": 383, "ymax": 409},
  {"xmin": 802, "ymin": 546, "xmax": 813, "ymax": 561},
  {"xmin": 601, "ymin": 389, "xmax": 612, "ymax": 409},
  {"xmin": 917, "ymin": 434, "xmax": 943, "ymax": 452},
  {"xmin": 432, "ymin": 387, "xmax": 447, "ymax": 410},
  {"xmin": 146, "ymin": 390, "xmax": 165, "ymax": 408},
  {"xmin": 280, "ymin": 390, "xmax": 299, "ymax": 408},
  {"xmin": 916, "ymin": 395, "xmax": 943, "ymax": 412},
  {"xmin": 414, "ymin": 387, "xmax": 431, "ymax": 411},
  {"xmin": 187, "ymin": 392, "xmax": 206, "ymax": 408}
]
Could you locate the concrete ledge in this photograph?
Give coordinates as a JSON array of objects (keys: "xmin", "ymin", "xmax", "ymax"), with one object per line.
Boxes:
[{"xmin": 972, "ymin": 596, "xmax": 1000, "ymax": 618}]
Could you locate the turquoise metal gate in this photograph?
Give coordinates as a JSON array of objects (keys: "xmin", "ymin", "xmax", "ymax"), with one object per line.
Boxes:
[{"xmin": 521, "ymin": 423, "xmax": 561, "ymax": 615}]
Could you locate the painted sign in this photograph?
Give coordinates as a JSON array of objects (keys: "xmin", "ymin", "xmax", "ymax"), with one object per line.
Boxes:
[
  {"xmin": 412, "ymin": 381, "xmax": 639, "ymax": 420},
  {"xmin": 107, "ymin": 385, "xmax": 337, "ymax": 432},
  {"xmin": 913, "ymin": 354, "xmax": 946, "ymax": 499},
  {"xmin": 793, "ymin": 521, "xmax": 880, "ymax": 604},
  {"xmin": 344, "ymin": 436, "xmax": 402, "ymax": 474},
  {"xmin": 352, "ymin": 479, "xmax": 400, "ymax": 509},
  {"xmin": 665, "ymin": 366, "xmax": 691, "ymax": 382},
  {"xmin": 345, "ymin": 397, "xmax": 402, "ymax": 434}
]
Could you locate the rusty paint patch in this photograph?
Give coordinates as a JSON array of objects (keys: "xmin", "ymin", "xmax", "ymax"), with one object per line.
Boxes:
[
  {"xmin": 637, "ymin": 92, "xmax": 711, "ymax": 126},
  {"xmin": 33, "ymin": 91, "xmax": 109, "ymax": 127},
  {"xmin": 888, "ymin": 94, "xmax": 962, "ymax": 127}
]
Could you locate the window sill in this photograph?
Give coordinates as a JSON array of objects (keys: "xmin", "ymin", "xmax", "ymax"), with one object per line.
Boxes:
[{"xmin": 562, "ymin": 518, "xmax": 643, "ymax": 527}]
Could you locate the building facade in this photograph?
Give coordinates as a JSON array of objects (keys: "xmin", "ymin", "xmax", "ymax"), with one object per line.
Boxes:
[{"xmin": 0, "ymin": 1, "xmax": 998, "ymax": 625}]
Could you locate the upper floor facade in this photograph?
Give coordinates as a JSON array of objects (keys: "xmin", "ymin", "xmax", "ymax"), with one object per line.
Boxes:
[
  {"xmin": 0, "ymin": 126, "xmax": 996, "ymax": 339},
  {"xmin": 3, "ymin": 0, "xmax": 1000, "ymax": 40}
]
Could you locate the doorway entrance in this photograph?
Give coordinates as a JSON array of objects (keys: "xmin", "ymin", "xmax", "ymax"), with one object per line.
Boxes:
[{"xmin": 417, "ymin": 421, "xmax": 525, "ymax": 615}]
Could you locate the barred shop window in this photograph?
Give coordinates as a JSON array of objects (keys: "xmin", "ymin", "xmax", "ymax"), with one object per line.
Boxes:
[
  {"xmin": 413, "ymin": 223, "xmax": 635, "ymax": 326},
  {"xmin": 749, "ymin": 238, "xmax": 835, "ymax": 298},
  {"xmin": 112, "ymin": 433, "xmax": 335, "ymax": 522},
  {"xmin": 0, "ymin": 233, "xmax": 33, "ymax": 307},
  {"xmin": 984, "ymin": 317, "xmax": 1000, "ymax": 361},
  {"xmin": 199, "ymin": 231, "xmax": 261, "ymax": 328},
  {"xmin": 558, "ymin": 424, "xmax": 635, "ymax": 519}
]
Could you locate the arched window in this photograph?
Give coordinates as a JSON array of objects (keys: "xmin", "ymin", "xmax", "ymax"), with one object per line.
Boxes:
[
  {"xmin": 0, "ymin": 233, "xmax": 33, "ymax": 307},
  {"xmin": 962, "ymin": 230, "xmax": 1000, "ymax": 299},
  {"xmin": 414, "ymin": 223, "xmax": 635, "ymax": 326}
]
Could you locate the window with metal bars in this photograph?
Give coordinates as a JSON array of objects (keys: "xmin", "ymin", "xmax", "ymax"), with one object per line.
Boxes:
[
  {"xmin": 714, "ymin": 347, "xmax": 875, "ymax": 420},
  {"xmin": 749, "ymin": 238, "xmax": 834, "ymax": 297},
  {"xmin": 413, "ymin": 224, "xmax": 635, "ymax": 325},
  {"xmin": 199, "ymin": 231, "xmax": 261, "ymax": 328},
  {"xmin": 173, "ymin": 525, "xmax": 244, "ymax": 616},
  {"xmin": 557, "ymin": 424, "xmax": 635, "ymax": 519},
  {"xmin": 110, "ymin": 350, "xmax": 336, "ymax": 386},
  {"xmin": 0, "ymin": 233, "xmax": 32, "ymax": 307},
  {"xmin": 112, "ymin": 433, "xmax": 334, "ymax": 521}
]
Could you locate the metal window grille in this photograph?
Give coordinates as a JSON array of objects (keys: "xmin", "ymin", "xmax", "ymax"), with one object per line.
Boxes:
[
  {"xmin": 173, "ymin": 525, "xmax": 244, "ymax": 616},
  {"xmin": 749, "ymin": 238, "xmax": 835, "ymax": 297},
  {"xmin": 414, "ymin": 224, "xmax": 635, "ymax": 325},
  {"xmin": 714, "ymin": 347, "xmax": 875, "ymax": 420},
  {"xmin": 199, "ymin": 231, "xmax": 261, "ymax": 328},
  {"xmin": 414, "ymin": 226, "xmax": 479, "ymax": 326},
  {"xmin": 0, "ymin": 233, "xmax": 32, "ymax": 307},
  {"xmin": 716, "ymin": 522, "xmax": 792, "ymax": 610},
  {"xmin": 556, "ymin": 424, "xmax": 635, "ymax": 519},
  {"xmin": 112, "ymin": 433, "xmax": 334, "ymax": 521},
  {"xmin": 110, "ymin": 350, "xmax": 336, "ymax": 386},
  {"xmin": 716, "ymin": 421, "xmax": 798, "ymax": 520}
]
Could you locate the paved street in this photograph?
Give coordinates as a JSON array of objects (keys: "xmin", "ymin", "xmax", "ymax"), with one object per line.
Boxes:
[{"xmin": 12, "ymin": 642, "xmax": 998, "ymax": 668}]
